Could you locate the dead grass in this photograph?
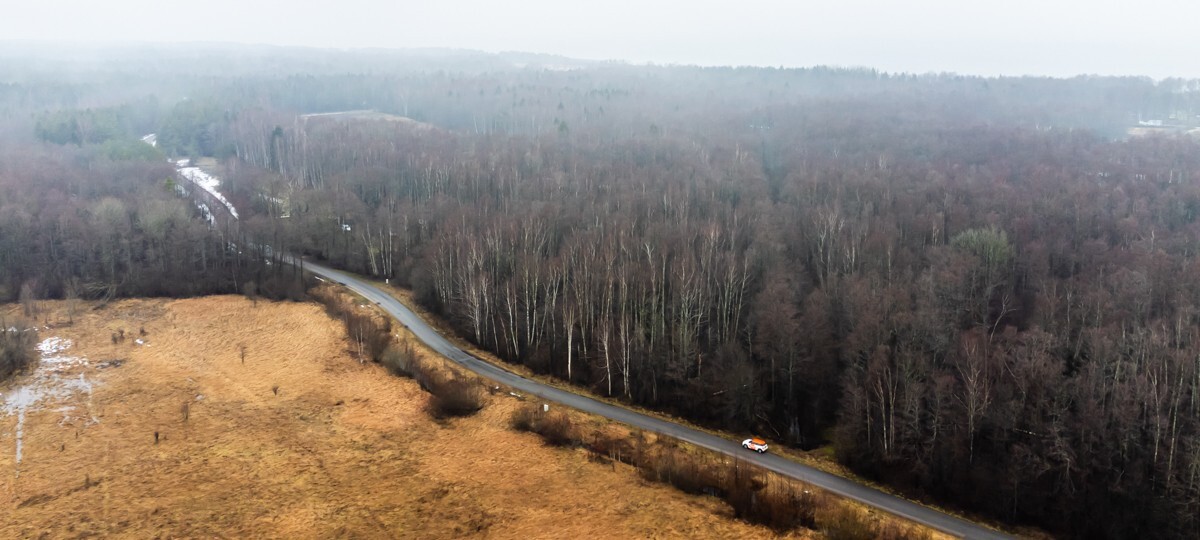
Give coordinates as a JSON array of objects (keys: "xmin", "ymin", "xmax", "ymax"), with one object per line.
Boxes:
[
  {"xmin": 0, "ymin": 297, "xmax": 797, "ymax": 539},
  {"xmin": 508, "ymin": 403, "xmax": 938, "ymax": 539}
]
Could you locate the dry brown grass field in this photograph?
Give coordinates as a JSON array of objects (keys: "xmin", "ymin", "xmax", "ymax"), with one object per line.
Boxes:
[{"xmin": 0, "ymin": 296, "xmax": 811, "ymax": 539}]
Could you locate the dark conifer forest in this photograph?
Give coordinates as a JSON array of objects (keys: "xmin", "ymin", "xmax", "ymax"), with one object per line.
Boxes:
[{"xmin": 3, "ymin": 44, "xmax": 1200, "ymax": 537}]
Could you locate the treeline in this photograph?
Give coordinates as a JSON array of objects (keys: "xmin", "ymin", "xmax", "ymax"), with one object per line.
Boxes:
[
  {"xmin": 215, "ymin": 66, "xmax": 1200, "ymax": 141},
  {"xmin": 0, "ymin": 142, "xmax": 306, "ymax": 314}
]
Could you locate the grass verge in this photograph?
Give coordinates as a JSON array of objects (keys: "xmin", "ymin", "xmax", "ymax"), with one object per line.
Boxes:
[
  {"xmin": 313, "ymin": 284, "xmax": 485, "ymax": 419},
  {"xmin": 509, "ymin": 403, "xmax": 934, "ymax": 539}
]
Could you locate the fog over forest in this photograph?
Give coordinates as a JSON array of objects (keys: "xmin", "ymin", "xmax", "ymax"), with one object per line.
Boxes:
[
  {"xmin": 2, "ymin": 38, "xmax": 1200, "ymax": 538},
  {"xmin": 4, "ymin": 1, "xmax": 1200, "ymax": 77}
]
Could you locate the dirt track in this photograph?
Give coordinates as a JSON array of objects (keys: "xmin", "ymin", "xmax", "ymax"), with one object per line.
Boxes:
[{"xmin": 1, "ymin": 297, "xmax": 792, "ymax": 539}]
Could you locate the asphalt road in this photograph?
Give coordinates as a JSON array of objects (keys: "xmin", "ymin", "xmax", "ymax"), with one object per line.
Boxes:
[{"xmin": 299, "ymin": 259, "xmax": 1013, "ymax": 540}]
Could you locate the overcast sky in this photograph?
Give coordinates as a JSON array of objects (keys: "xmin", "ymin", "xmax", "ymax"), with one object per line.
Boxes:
[{"xmin": 4, "ymin": 0, "xmax": 1199, "ymax": 78}]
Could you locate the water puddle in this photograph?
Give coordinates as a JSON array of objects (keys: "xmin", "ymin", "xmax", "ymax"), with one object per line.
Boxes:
[{"xmin": 1, "ymin": 337, "xmax": 99, "ymax": 476}]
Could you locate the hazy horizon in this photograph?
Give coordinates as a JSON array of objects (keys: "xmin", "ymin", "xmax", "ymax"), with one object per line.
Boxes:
[{"xmin": 4, "ymin": 1, "xmax": 1200, "ymax": 79}]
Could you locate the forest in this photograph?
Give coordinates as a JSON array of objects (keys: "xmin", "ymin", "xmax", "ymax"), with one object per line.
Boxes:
[{"xmin": 3, "ymin": 44, "xmax": 1200, "ymax": 538}]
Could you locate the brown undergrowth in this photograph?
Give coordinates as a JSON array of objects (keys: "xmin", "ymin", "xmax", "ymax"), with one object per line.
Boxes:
[
  {"xmin": 510, "ymin": 403, "xmax": 938, "ymax": 539},
  {"xmin": 311, "ymin": 283, "xmax": 485, "ymax": 419}
]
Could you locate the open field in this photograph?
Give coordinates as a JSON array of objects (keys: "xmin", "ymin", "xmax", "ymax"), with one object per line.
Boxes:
[
  {"xmin": 1, "ymin": 297, "xmax": 803, "ymax": 539},
  {"xmin": 299, "ymin": 110, "xmax": 437, "ymax": 129}
]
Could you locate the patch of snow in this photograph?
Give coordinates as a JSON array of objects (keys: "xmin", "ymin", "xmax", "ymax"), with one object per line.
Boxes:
[
  {"xmin": 258, "ymin": 193, "xmax": 287, "ymax": 207},
  {"xmin": 14, "ymin": 407, "xmax": 24, "ymax": 465},
  {"xmin": 3, "ymin": 337, "xmax": 99, "ymax": 472},
  {"xmin": 197, "ymin": 202, "xmax": 215, "ymax": 225},
  {"xmin": 3, "ymin": 386, "xmax": 41, "ymax": 414},
  {"xmin": 37, "ymin": 337, "xmax": 72, "ymax": 356},
  {"xmin": 54, "ymin": 405, "xmax": 76, "ymax": 425},
  {"xmin": 140, "ymin": 133, "xmax": 157, "ymax": 147},
  {"xmin": 177, "ymin": 166, "xmax": 239, "ymax": 219},
  {"xmin": 258, "ymin": 193, "xmax": 291, "ymax": 218}
]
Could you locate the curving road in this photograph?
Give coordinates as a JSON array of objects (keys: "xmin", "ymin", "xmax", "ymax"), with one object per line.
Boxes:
[{"xmin": 298, "ymin": 259, "xmax": 1012, "ymax": 540}]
